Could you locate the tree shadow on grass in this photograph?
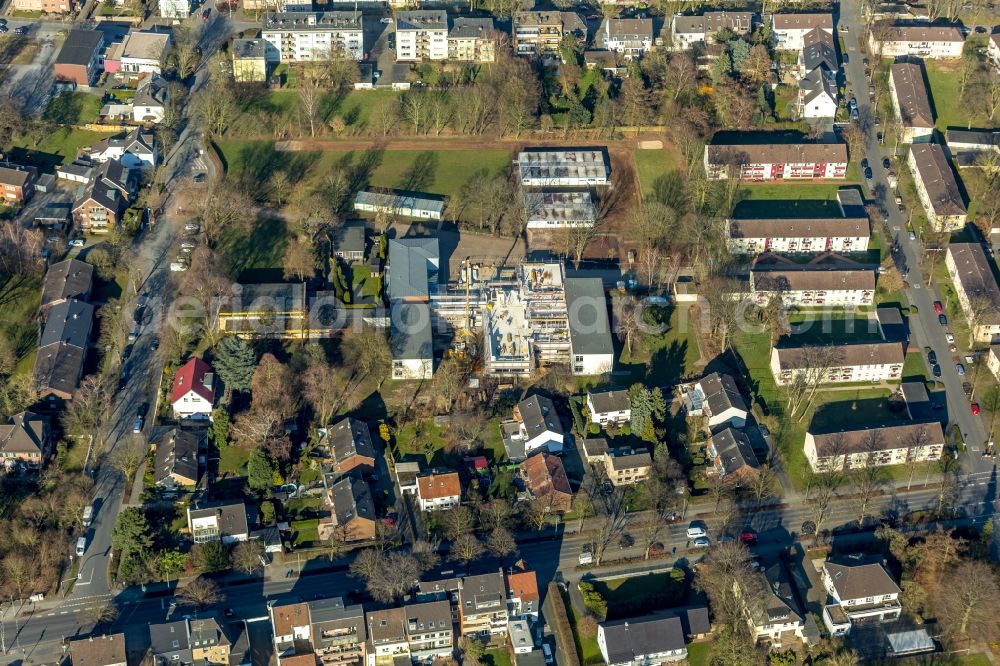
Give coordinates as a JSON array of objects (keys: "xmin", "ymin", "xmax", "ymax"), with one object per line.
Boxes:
[
  {"xmin": 647, "ymin": 339, "xmax": 688, "ymax": 386},
  {"xmin": 397, "ymin": 151, "xmax": 439, "ymax": 193},
  {"xmin": 219, "ymin": 215, "xmax": 290, "ymax": 282}
]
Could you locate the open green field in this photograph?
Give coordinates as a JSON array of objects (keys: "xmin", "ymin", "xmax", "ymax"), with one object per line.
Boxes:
[
  {"xmin": 218, "ymin": 215, "xmax": 290, "ymax": 282},
  {"xmin": 901, "ymin": 350, "xmax": 931, "ymax": 383},
  {"xmin": 482, "ymin": 649, "xmax": 512, "ymax": 666},
  {"xmin": 593, "ymin": 569, "xmax": 687, "ymax": 619},
  {"xmin": 240, "ymin": 89, "xmax": 400, "ymax": 135},
  {"xmin": 217, "ymin": 141, "xmax": 513, "ymax": 202},
  {"xmin": 43, "ymin": 91, "xmax": 103, "ymax": 125},
  {"xmin": 925, "ymin": 60, "xmax": 991, "ymax": 131},
  {"xmin": 0, "ymin": 275, "xmax": 42, "ymax": 375},
  {"xmin": 785, "ymin": 313, "xmax": 883, "ymax": 345},
  {"xmin": 738, "ymin": 182, "xmax": 854, "ymax": 212},
  {"xmin": 9, "ymin": 127, "xmax": 109, "ymax": 171},
  {"xmin": 634, "ymin": 147, "xmax": 680, "ymax": 199}
]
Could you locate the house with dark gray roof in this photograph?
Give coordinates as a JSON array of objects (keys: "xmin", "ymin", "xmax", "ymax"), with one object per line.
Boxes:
[
  {"xmin": 565, "ymin": 277, "xmax": 614, "ymax": 375},
  {"xmin": 822, "ymin": 557, "xmax": 901, "ymax": 635},
  {"xmin": 501, "ymin": 394, "xmax": 565, "ymax": 460},
  {"xmin": 598, "ymin": 613, "xmax": 687, "ymax": 665},
  {"xmin": 40, "ymin": 259, "xmax": 93, "ymax": 312},
  {"xmin": 682, "ymin": 372, "xmax": 749, "ymax": 431},
  {"xmin": 387, "ymin": 237, "xmax": 439, "ymax": 380},
  {"xmin": 334, "ymin": 222, "xmax": 366, "ymax": 263},
  {"xmin": 187, "ymin": 499, "xmax": 249, "ymax": 544},
  {"xmin": 54, "ymin": 29, "xmax": 104, "ymax": 85},
  {"xmin": 34, "ymin": 298, "xmax": 94, "ymax": 401},
  {"xmin": 740, "ymin": 562, "xmax": 805, "ymax": 645},
  {"xmin": 327, "ymin": 417, "xmax": 376, "ymax": 476},
  {"xmin": 458, "ymin": 571, "xmax": 508, "ymax": 637},
  {"xmin": 0, "ymin": 411, "xmax": 51, "ymax": 470},
  {"xmin": 149, "ymin": 619, "xmax": 192, "ymax": 665},
  {"xmin": 154, "ymin": 428, "xmax": 204, "ymax": 489},
  {"xmin": 309, "ymin": 596, "xmax": 366, "ymax": 665},
  {"xmin": 321, "ymin": 476, "xmax": 376, "ymax": 542},
  {"xmin": 586, "ymin": 389, "xmax": 631, "ymax": 426},
  {"xmin": 706, "ymin": 427, "xmax": 761, "ymax": 485}
]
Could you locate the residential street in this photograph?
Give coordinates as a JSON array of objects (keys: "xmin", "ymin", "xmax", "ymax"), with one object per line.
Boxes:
[{"xmin": 838, "ymin": 0, "xmax": 991, "ymax": 470}]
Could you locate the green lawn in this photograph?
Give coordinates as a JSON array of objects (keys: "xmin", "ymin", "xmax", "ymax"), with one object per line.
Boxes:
[
  {"xmin": 739, "ymin": 182, "xmax": 854, "ymax": 204},
  {"xmin": 43, "ymin": 91, "xmax": 104, "ymax": 125},
  {"xmin": 217, "ymin": 214, "xmax": 290, "ymax": 282},
  {"xmin": 9, "ymin": 127, "xmax": 109, "ymax": 171},
  {"xmin": 785, "ymin": 314, "xmax": 883, "ymax": 345},
  {"xmin": 216, "ymin": 141, "xmax": 513, "ymax": 203},
  {"xmin": 925, "ymin": 60, "xmax": 991, "ymax": 131},
  {"xmin": 619, "ymin": 304, "xmax": 701, "ymax": 384},
  {"xmin": 290, "ymin": 518, "xmax": 319, "ymax": 545},
  {"xmin": 565, "ymin": 594, "xmax": 603, "ymax": 665},
  {"xmin": 482, "ymin": 649, "xmax": 512, "ymax": 666},
  {"xmin": 240, "ymin": 88, "xmax": 401, "ymax": 135},
  {"xmin": 901, "ymin": 350, "xmax": 931, "ymax": 383},
  {"xmin": 0, "ymin": 275, "xmax": 42, "ymax": 375},
  {"xmin": 686, "ymin": 641, "xmax": 711, "ymax": 666},
  {"xmin": 634, "ymin": 148, "xmax": 681, "ymax": 199},
  {"xmin": 592, "ymin": 569, "xmax": 687, "ymax": 619},
  {"xmin": 394, "ymin": 419, "xmax": 451, "ymax": 466},
  {"xmin": 218, "ymin": 446, "xmax": 250, "ymax": 477}
]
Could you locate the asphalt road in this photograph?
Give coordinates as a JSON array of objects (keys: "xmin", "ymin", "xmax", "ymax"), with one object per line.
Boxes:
[
  {"xmin": 838, "ymin": 0, "xmax": 991, "ymax": 470},
  {"xmin": 9, "ymin": 467, "xmax": 999, "ymax": 663}
]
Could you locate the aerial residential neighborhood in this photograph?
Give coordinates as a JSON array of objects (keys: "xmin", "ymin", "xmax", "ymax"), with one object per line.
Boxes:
[{"xmin": 4, "ymin": 0, "xmax": 1000, "ymax": 663}]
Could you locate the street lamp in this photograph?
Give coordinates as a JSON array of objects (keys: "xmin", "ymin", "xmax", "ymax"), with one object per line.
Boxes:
[{"xmin": 675, "ymin": 484, "xmax": 689, "ymax": 520}]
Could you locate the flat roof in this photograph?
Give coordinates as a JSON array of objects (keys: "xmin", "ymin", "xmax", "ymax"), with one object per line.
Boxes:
[
  {"xmin": 56, "ymin": 29, "xmax": 103, "ymax": 66},
  {"xmin": 565, "ymin": 277, "xmax": 613, "ymax": 357}
]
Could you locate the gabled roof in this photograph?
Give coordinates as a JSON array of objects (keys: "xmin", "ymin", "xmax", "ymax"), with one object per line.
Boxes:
[
  {"xmin": 328, "ymin": 417, "xmax": 376, "ymax": 464},
  {"xmin": 459, "ymin": 571, "xmax": 507, "ymax": 616},
  {"xmin": 155, "ymin": 428, "xmax": 203, "ymax": 485},
  {"xmin": 149, "ymin": 619, "xmax": 190, "ymax": 655},
  {"xmin": 516, "ymin": 395, "xmax": 565, "ymax": 439},
  {"xmin": 39, "ymin": 298, "xmax": 93, "ymax": 349},
  {"xmin": 698, "ymin": 372, "xmax": 748, "ymax": 417},
  {"xmin": 709, "ymin": 427, "xmax": 760, "ymax": 475},
  {"xmin": 891, "ymin": 63, "xmax": 934, "ymax": 129},
  {"xmin": 519, "ymin": 451, "xmax": 572, "ymax": 500},
  {"xmin": 330, "ymin": 476, "xmax": 376, "ymax": 526},
  {"xmin": 0, "ymin": 412, "xmax": 48, "ymax": 456},
  {"xmin": 825, "ymin": 560, "xmax": 901, "ymax": 601},
  {"xmin": 606, "ymin": 448, "xmax": 653, "ymax": 471},
  {"xmin": 70, "ymin": 633, "xmax": 127, "ymax": 666},
  {"xmin": 772, "ymin": 13, "xmax": 834, "ymax": 30},
  {"xmin": 0, "ymin": 164, "xmax": 35, "ymax": 188},
  {"xmin": 171, "ymin": 357, "xmax": 215, "ymax": 404},
  {"xmin": 588, "ymin": 389, "xmax": 630, "ymax": 414},
  {"xmin": 387, "ymin": 237, "xmax": 439, "ymax": 301},
  {"xmin": 41, "ymin": 259, "xmax": 93, "ymax": 309},
  {"xmin": 188, "ymin": 499, "xmax": 249, "ymax": 538},
  {"xmin": 417, "ymin": 471, "xmax": 461, "ymax": 500},
  {"xmin": 750, "ymin": 562, "xmax": 803, "ymax": 626},
  {"xmin": 801, "ymin": 27, "xmax": 837, "ymax": 71},
  {"xmin": 507, "ymin": 569, "xmax": 540, "ymax": 602},
  {"xmin": 800, "ymin": 67, "xmax": 838, "ymax": 107},
  {"xmin": 599, "ymin": 614, "xmax": 685, "ymax": 662},
  {"xmin": 946, "ymin": 243, "xmax": 1000, "ymax": 324},
  {"xmin": 187, "ymin": 616, "xmax": 233, "ymax": 650},
  {"xmin": 775, "ymin": 341, "xmax": 905, "ymax": 369},
  {"xmin": 396, "ymin": 9, "xmax": 447, "ymax": 30},
  {"xmin": 809, "ymin": 421, "xmax": 945, "ymax": 457},
  {"xmin": 449, "ymin": 17, "xmax": 494, "ymax": 39}
]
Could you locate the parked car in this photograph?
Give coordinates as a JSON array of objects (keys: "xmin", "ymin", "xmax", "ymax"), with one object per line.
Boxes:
[
  {"xmin": 75, "ymin": 537, "xmax": 86, "ymax": 557},
  {"xmin": 972, "ymin": 403, "xmax": 981, "ymax": 416},
  {"xmin": 380, "ymin": 16, "xmax": 392, "ymax": 22},
  {"xmin": 851, "ymin": 108, "xmax": 860, "ymax": 121},
  {"xmin": 864, "ymin": 166, "xmax": 873, "ymax": 179},
  {"xmin": 686, "ymin": 521, "xmax": 707, "ymax": 539},
  {"xmin": 956, "ymin": 363, "xmax": 966, "ymax": 376},
  {"xmin": 934, "ymin": 301, "xmax": 944, "ymax": 314},
  {"xmin": 184, "ymin": 223, "xmax": 200, "ymax": 232},
  {"xmin": 932, "ymin": 364, "xmax": 942, "ymax": 378},
  {"xmin": 909, "ymin": 230, "xmax": 916, "ymax": 240},
  {"xmin": 963, "ymin": 382, "xmax": 974, "ymax": 397},
  {"xmin": 883, "ymin": 158, "xmax": 891, "ymax": 169},
  {"xmin": 201, "ymin": 8, "xmax": 210, "ymax": 19},
  {"xmin": 939, "ymin": 314, "xmax": 948, "ymax": 326},
  {"xmin": 14, "ymin": 26, "xmax": 27, "ymax": 35},
  {"xmin": 69, "ymin": 238, "xmax": 85, "ymax": 247},
  {"xmin": 132, "ymin": 416, "xmax": 144, "ymax": 433},
  {"xmin": 927, "ymin": 350, "xmax": 937, "ymax": 365},
  {"xmin": 692, "ymin": 537, "xmax": 711, "ymax": 548},
  {"xmin": 946, "ymin": 332, "xmax": 955, "ymax": 343},
  {"xmin": 740, "ymin": 530, "xmax": 757, "ymax": 545}
]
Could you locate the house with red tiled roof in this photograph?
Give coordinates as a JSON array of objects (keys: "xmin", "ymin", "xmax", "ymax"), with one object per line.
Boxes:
[
  {"xmin": 171, "ymin": 357, "xmax": 216, "ymax": 420},
  {"xmin": 506, "ymin": 563, "xmax": 540, "ymax": 620},
  {"xmin": 416, "ymin": 471, "xmax": 461, "ymax": 512},
  {"xmin": 519, "ymin": 452, "xmax": 573, "ymax": 513}
]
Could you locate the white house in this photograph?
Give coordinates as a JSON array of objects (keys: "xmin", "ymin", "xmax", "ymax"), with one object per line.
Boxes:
[
  {"xmin": 186, "ymin": 501, "xmax": 249, "ymax": 544},
  {"xmin": 669, "ymin": 11, "xmax": 754, "ymax": 50},
  {"xmin": 749, "ymin": 253, "xmax": 876, "ymax": 307},
  {"xmin": 390, "ymin": 302, "xmax": 434, "ymax": 380},
  {"xmin": 601, "ymin": 17, "xmax": 653, "ymax": 58},
  {"xmin": 771, "ymin": 13, "xmax": 834, "ymax": 51},
  {"xmin": 908, "ymin": 143, "xmax": 968, "ymax": 232},
  {"xmin": 598, "ymin": 614, "xmax": 687, "ymax": 665},
  {"xmin": 170, "ymin": 357, "xmax": 215, "ymax": 420},
  {"xmin": 500, "ymin": 395, "xmax": 565, "ymax": 460},
  {"xmin": 739, "ymin": 563, "xmax": 805, "ymax": 646},
  {"xmin": 158, "ymin": 0, "xmax": 189, "ymax": 19},
  {"xmin": 822, "ymin": 559, "xmax": 902, "ymax": 636},
  {"xmin": 771, "ymin": 341, "xmax": 904, "ymax": 386},
  {"xmin": 416, "ymin": 472, "xmax": 461, "ymax": 512},
  {"xmin": 261, "ymin": 12, "xmax": 364, "ymax": 63},
  {"xmin": 586, "ymin": 390, "xmax": 631, "ymax": 426},
  {"xmin": 682, "ymin": 372, "xmax": 749, "ymax": 430},
  {"xmin": 989, "ymin": 33, "xmax": 1000, "ymax": 68},
  {"xmin": 395, "ymin": 11, "xmax": 448, "ymax": 61},
  {"xmin": 799, "ymin": 68, "xmax": 838, "ymax": 118},
  {"xmin": 565, "ymin": 277, "xmax": 615, "ymax": 376},
  {"xmin": 870, "ymin": 25, "xmax": 965, "ymax": 58},
  {"xmin": 726, "ymin": 216, "xmax": 870, "ymax": 255},
  {"xmin": 704, "ymin": 142, "xmax": 849, "ymax": 180},
  {"xmin": 85, "ymin": 128, "xmax": 157, "ymax": 171},
  {"xmin": 804, "ymin": 422, "xmax": 945, "ymax": 473},
  {"xmin": 115, "ymin": 31, "xmax": 171, "ymax": 75}
]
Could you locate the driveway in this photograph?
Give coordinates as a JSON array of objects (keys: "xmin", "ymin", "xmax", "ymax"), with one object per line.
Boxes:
[{"xmin": 838, "ymin": 0, "xmax": 991, "ymax": 471}]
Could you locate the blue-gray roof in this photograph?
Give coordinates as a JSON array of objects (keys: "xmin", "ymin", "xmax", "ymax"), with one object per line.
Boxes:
[
  {"xmin": 391, "ymin": 302, "xmax": 433, "ymax": 361},
  {"xmin": 40, "ymin": 299, "xmax": 94, "ymax": 349},
  {"xmin": 564, "ymin": 277, "xmax": 613, "ymax": 356},
  {"xmin": 355, "ymin": 190, "xmax": 446, "ymax": 216},
  {"xmin": 387, "ymin": 238, "xmax": 439, "ymax": 301}
]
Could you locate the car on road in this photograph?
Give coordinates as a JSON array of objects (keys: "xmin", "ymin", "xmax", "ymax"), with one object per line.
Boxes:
[
  {"xmin": 849, "ymin": 97, "xmax": 858, "ymax": 110},
  {"xmin": 927, "ymin": 350, "xmax": 937, "ymax": 365},
  {"xmin": 946, "ymin": 332, "xmax": 955, "ymax": 343},
  {"xmin": 861, "ymin": 158, "xmax": 869, "ymax": 170},
  {"xmin": 138, "ymin": 402, "xmax": 149, "ymax": 417},
  {"xmin": 542, "ymin": 644, "xmax": 554, "ymax": 665},
  {"xmin": 851, "ymin": 108, "xmax": 860, "ymax": 121},
  {"xmin": 184, "ymin": 223, "xmax": 200, "ymax": 232},
  {"xmin": 133, "ymin": 415, "xmax": 144, "ymax": 433},
  {"xmin": 972, "ymin": 403, "xmax": 981, "ymax": 416},
  {"xmin": 0, "ymin": 25, "xmax": 8, "ymax": 34},
  {"xmin": 69, "ymin": 238, "xmax": 85, "ymax": 247},
  {"xmin": 151, "ymin": 337, "xmax": 159, "ymax": 350},
  {"xmin": 740, "ymin": 530, "xmax": 757, "ymax": 544},
  {"xmin": 933, "ymin": 364, "xmax": 942, "ymax": 378},
  {"xmin": 883, "ymin": 158, "xmax": 891, "ymax": 169},
  {"xmin": 201, "ymin": 8, "xmax": 210, "ymax": 18},
  {"xmin": 82, "ymin": 505, "xmax": 93, "ymax": 527},
  {"xmin": 380, "ymin": 16, "xmax": 392, "ymax": 22},
  {"xmin": 934, "ymin": 301, "xmax": 944, "ymax": 314},
  {"xmin": 840, "ymin": 23, "xmax": 848, "ymax": 31},
  {"xmin": 939, "ymin": 314, "xmax": 948, "ymax": 325},
  {"xmin": 963, "ymin": 382, "xmax": 974, "ymax": 397},
  {"xmin": 863, "ymin": 57, "xmax": 870, "ymax": 66},
  {"xmin": 0, "ymin": 18, "xmax": 7, "ymax": 24},
  {"xmin": 864, "ymin": 166, "xmax": 873, "ymax": 179},
  {"xmin": 14, "ymin": 26, "xmax": 27, "ymax": 35},
  {"xmin": 686, "ymin": 521, "xmax": 707, "ymax": 539},
  {"xmin": 956, "ymin": 363, "xmax": 966, "ymax": 375},
  {"xmin": 908, "ymin": 230, "xmax": 916, "ymax": 240},
  {"xmin": 692, "ymin": 537, "xmax": 711, "ymax": 548},
  {"xmin": 877, "ymin": 131, "xmax": 884, "ymax": 143},
  {"xmin": 193, "ymin": 172, "xmax": 206, "ymax": 182},
  {"xmin": 75, "ymin": 536, "xmax": 87, "ymax": 557}
]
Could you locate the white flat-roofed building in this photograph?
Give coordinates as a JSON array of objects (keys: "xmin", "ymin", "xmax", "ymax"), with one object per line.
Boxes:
[
  {"xmin": 396, "ymin": 10, "xmax": 448, "ymax": 61},
  {"xmin": 355, "ymin": 189, "xmax": 445, "ymax": 220},
  {"xmin": 524, "ymin": 191, "xmax": 598, "ymax": 229},
  {"xmin": 870, "ymin": 24, "xmax": 965, "ymax": 58},
  {"xmin": 517, "ymin": 149, "xmax": 610, "ymax": 186},
  {"xmin": 261, "ymin": 12, "xmax": 364, "ymax": 63},
  {"xmin": 946, "ymin": 243, "xmax": 1000, "ymax": 343},
  {"xmin": 771, "ymin": 341, "xmax": 905, "ymax": 386},
  {"xmin": 805, "ymin": 422, "xmax": 944, "ymax": 473},
  {"xmin": 907, "ymin": 143, "xmax": 967, "ymax": 232}
]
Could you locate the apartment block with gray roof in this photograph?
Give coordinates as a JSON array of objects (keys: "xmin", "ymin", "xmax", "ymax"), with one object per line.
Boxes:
[
  {"xmin": 34, "ymin": 298, "xmax": 94, "ymax": 402},
  {"xmin": 908, "ymin": 143, "xmax": 967, "ymax": 232},
  {"xmin": 458, "ymin": 571, "xmax": 508, "ymax": 637}
]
